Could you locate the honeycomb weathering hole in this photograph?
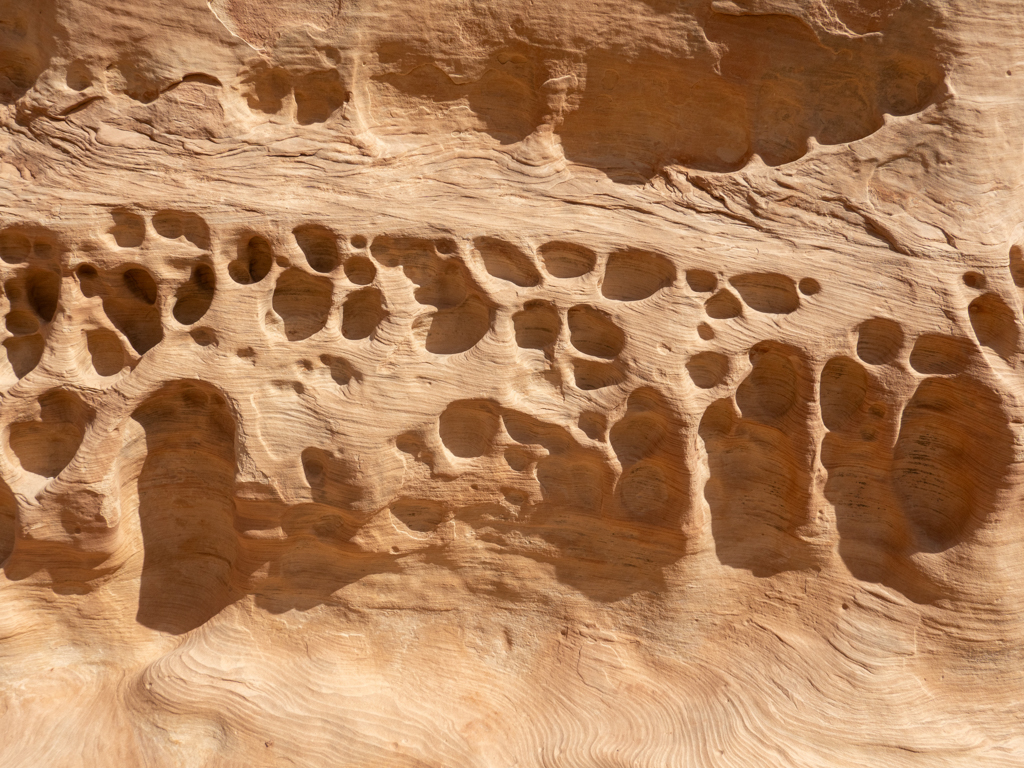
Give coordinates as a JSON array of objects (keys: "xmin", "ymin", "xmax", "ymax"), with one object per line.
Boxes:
[
  {"xmin": 231, "ymin": 234, "xmax": 274, "ymax": 284},
  {"xmin": 272, "ymin": 268, "xmax": 333, "ymax": 340},
  {"xmin": 109, "ymin": 209, "xmax": 145, "ymax": 248},
  {"xmin": 567, "ymin": 305, "xmax": 625, "ymax": 358},
  {"xmin": 475, "ymin": 236, "xmax": 540, "ymax": 287},
  {"xmin": 539, "ymin": 241, "xmax": 596, "ymax": 279},
  {"xmin": 439, "ymin": 400, "xmax": 501, "ymax": 458},
  {"xmin": 10, "ymin": 390, "xmax": 93, "ymax": 479},
  {"xmin": 341, "ymin": 287, "xmax": 386, "ymax": 340},
  {"xmin": 0, "ymin": 479, "xmax": 15, "ymax": 565},
  {"xmin": 513, "ymin": 301, "xmax": 559, "ymax": 349},
  {"xmin": 294, "ymin": 224, "xmax": 341, "ymax": 273},
  {"xmin": 132, "ymin": 381, "xmax": 237, "ymax": 634},
  {"xmin": 969, "ymin": 293, "xmax": 1018, "ymax": 359},
  {"xmin": 820, "ymin": 357, "xmax": 869, "ymax": 432},
  {"xmin": 894, "ymin": 376, "xmax": 1012, "ymax": 551},
  {"xmin": 601, "ymin": 249, "xmax": 675, "ymax": 301},
  {"xmin": 172, "ymin": 263, "xmax": 215, "ymax": 325},
  {"xmin": 857, "ymin": 317, "xmax": 904, "ymax": 365},
  {"xmin": 152, "ymin": 210, "xmax": 210, "ymax": 249},
  {"xmin": 729, "ymin": 273, "xmax": 799, "ymax": 314}
]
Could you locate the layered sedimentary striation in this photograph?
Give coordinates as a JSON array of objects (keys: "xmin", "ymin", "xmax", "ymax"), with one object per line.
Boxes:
[{"xmin": 2, "ymin": 0, "xmax": 1024, "ymax": 766}]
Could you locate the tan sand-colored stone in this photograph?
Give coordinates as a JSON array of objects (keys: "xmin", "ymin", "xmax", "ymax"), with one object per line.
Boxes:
[{"xmin": 2, "ymin": 0, "xmax": 1024, "ymax": 765}]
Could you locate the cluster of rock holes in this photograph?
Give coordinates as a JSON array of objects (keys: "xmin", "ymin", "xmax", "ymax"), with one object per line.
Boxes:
[
  {"xmin": 680, "ymin": 270, "xmax": 822, "ymax": 392},
  {"xmin": 429, "ymin": 392, "xmax": 686, "ymax": 529},
  {"xmin": 240, "ymin": 64, "xmax": 349, "ymax": 126},
  {"xmin": 821, "ymin": 309, "xmax": 1013, "ymax": 570},
  {"xmin": 74, "ymin": 210, "xmax": 219, "ymax": 375},
  {"xmin": 686, "ymin": 286, "xmax": 1017, "ymax": 579},
  {"xmin": 1, "ymin": 229, "xmax": 61, "ymax": 379},
  {"xmin": 498, "ymin": 240, "xmax": 676, "ymax": 390},
  {"xmin": 693, "ymin": 269, "xmax": 820, "ymax": 322}
]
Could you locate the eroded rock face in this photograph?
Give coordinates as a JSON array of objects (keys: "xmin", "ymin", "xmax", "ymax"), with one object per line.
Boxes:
[{"xmin": 1, "ymin": 1, "xmax": 1024, "ymax": 766}]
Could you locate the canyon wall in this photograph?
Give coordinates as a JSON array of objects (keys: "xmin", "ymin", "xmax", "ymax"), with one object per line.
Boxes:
[{"xmin": 2, "ymin": 0, "xmax": 1024, "ymax": 765}]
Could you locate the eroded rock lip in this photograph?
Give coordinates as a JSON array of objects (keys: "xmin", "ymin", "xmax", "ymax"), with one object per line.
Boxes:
[{"xmin": 2, "ymin": 0, "xmax": 1024, "ymax": 766}]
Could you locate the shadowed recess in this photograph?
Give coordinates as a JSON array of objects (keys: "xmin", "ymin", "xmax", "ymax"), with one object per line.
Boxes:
[
  {"xmin": 86, "ymin": 329, "xmax": 126, "ymax": 376},
  {"xmin": 909, "ymin": 334, "xmax": 973, "ymax": 375},
  {"xmin": 567, "ymin": 305, "xmax": 625, "ymax": 358},
  {"xmin": 686, "ymin": 351, "xmax": 729, "ymax": 389},
  {"xmin": 320, "ymin": 354, "xmax": 358, "ymax": 386},
  {"xmin": 369, "ymin": 51, "xmax": 545, "ymax": 145},
  {"xmin": 609, "ymin": 388, "xmax": 688, "ymax": 528},
  {"xmin": 172, "ymin": 262, "xmax": 216, "ymax": 325},
  {"xmin": 390, "ymin": 498, "xmax": 449, "ymax": 533},
  {"xmin": 294, "ymin": 224, "xmax": 341, "ymax": 273},
  {"xmin": 602, "ymin": 249, "xmax": 675, "ymax": 301},
  {"xmin": 372, "ymin": 235, "xmax": 493, "ymax": 354},
  {"xmin": 294, "ymin": 70, "xmax": 348, "ymax": 125},
  {"xmin": 730, "ymin": 273, "xmax": 799, "ymax": 314},
  {"xmin": 3, "ymin": 336, "xmax": 44, "ymax": 378},
  {"xmin": 78, "ymin": 265, "xmax": 163, "ymax": 355},
  {"xmin": 857, "ymin": 317, "xmax": 904, "ymax": 365},
  {"xmin": 439, "ymin": 400, "xmax": 501, "ymax": 458},
  {"xmin": 573, "ymin": 359, "xmax": 626, "ymax": 390},
  {"xmin": 342, "ymin": 287, "xmax": 386, "ymax": 340},
  {"xmin": 556, "ymin": 9, "xmax": 944, "ymax": 176},
  {"xmin": 152, "ymin": 210, "xmax": 210, "ymax": 249},
  {"xmin": 701, "ymin": 342, "xmax": 816, "ymax": 575},
  {"xmin": 109, "ymin": 209, "xmax": 145, "ymax": 248},
  {"xmin": 344, "ymin": 255, "xmax": 376, "ymax": 285},
  {"xmin": 273, "ymin": 268, "xmax": 333, "ymax": 340},
  {"xmin": 686, "ymin": 269, "xmax": 717, "ymax": 293},
  {"xmin": 132, "ymin": 381, "xmax": 238, "ymax": 634},
  {"xmin": 539, "ymin": 241, "xmax": 596, "ymax": 279},
  {"xmin": 0, "ymin": 230, "xmax": 31, "ymax": 263},
  {"xmin": 894, "ymin": 376, "xmax": 1013, "ymax": 552},
  {"xmin": 513, "ymin": 300, "xmax": 559, "ymax": 350},
  {"xmin": 968, "ymin": 292, "xmax": 1018, "ymax": 359},
  {"xmin": 474, "ymin": 236, "xmax": 540, "ymax": 287},
  {"xmin": 820, "ymin": 354, "xmax": 913, "ymax": 596},
  {"xmin": 0, "ymin": 478, "xmax": 15, "ymax": 566},
  {"xmin": 820, "ymin": 356, "xmax": 869, "ymax": 432},
  {"xmin": 229, "ymin": 234, "xmax": 273, "ymax": 285},
  {"xmin": 705, "ymin": 289, "xmax": 742, "ymax": 319},
  {"xmin": 9, "ymin": 389, "xmax": 93, "ymax": 479}
]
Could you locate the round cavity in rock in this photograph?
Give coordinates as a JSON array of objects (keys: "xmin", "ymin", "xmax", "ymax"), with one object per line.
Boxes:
[
  {"xmin": 1010, "ymin": 245, "xmax": 1024, "ymax": 287},
  {"xmin": 705, "ymin": 290, "xmax": 742, "ymax": 319},
  {"xmin": 230, "ymin": 235, "xmax": 274, "ymax": 285},
  {"xmin": 856, "ymin": 318, "xmax": 904, "ymax": 365},
  {"xmin": 475, "ymin": 236, "xmax": 541, "ymax": 287},
  {"xmin": 438, "ymin": 400, "xmax": 500, "ymax": 458},
  {"xmin": 730, "ymin": 273, "xmax": 799, "ymax": 314},
  {"xmin": 344, "ymin": 255, "xmax": 376, "ymax": 285},
  {"xmin": 293, "ymin": 224, "xmax": 340, "ymax": 273},
  {"xmin": 601, "ymin": 249, "xmax": 674, "ymax": 301},
  {"xmin": 686, "ymin": 269, "xmax": 717, "ymax": 293},
  {"xmin": 798, "ymin": 277, "xmax": 821, "ymax": 296},
  {"xmin": 686, "ymin": 351, "xmax": 729, "ymax": 389},
  {"xmin": 962, "ymin": 271, "xmax": 985, "ymax": 289},
  {"xmin": 190, "ymin": 328, "xmax": 217, "ymax": 347},
  {"xmin": 539, "ymin": 241, "xmax": 596, "ymax": 279}
]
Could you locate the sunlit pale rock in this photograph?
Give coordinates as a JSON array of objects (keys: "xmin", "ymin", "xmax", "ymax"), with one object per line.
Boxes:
[{"xmin": 1, "ymin": 0, "xmax": 1024, "ymax": 766}]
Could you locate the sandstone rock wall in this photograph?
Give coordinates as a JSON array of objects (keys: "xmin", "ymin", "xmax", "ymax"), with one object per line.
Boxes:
[{"xmin": 1, "ymin": 1, "xmax": 1024, "ymax": 766}]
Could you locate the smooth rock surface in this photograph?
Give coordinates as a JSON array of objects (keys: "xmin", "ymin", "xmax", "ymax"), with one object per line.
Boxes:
[{"xmin": 1, "ymin": 0, "xmax": 1024, "ymax": 765}]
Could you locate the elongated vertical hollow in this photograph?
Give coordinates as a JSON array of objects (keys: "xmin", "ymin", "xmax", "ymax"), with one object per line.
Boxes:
[{"xmin": 132, "ymin": 381, "xmax": 238, "ymax": 634}]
